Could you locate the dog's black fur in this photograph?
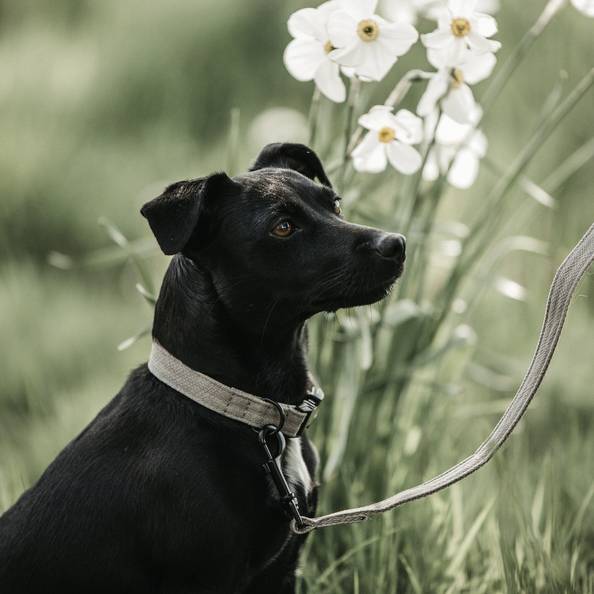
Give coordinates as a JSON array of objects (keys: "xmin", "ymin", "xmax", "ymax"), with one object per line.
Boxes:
[{"xmin": 0, "ymin": 144, "xmax": 405, "ymax": 593}]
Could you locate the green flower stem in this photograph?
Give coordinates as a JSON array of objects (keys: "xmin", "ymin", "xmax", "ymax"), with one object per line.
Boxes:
[
  {"xmin": 480, "ymin": 0, "xmax": 567, "ymax": 115},
  {"xmin": 466, "ymin": 68, "xmax": 593, "ymax": 260},
  {"xmin": 338, "ymin": 78, "xmax": 361, "ymax": 193},
  {"xmin": 397, "ymin": 103, "xmax": 446, "ymax": 302},
  {"xmin": 434, "ymin": 67, "xmax": 594, "ymax": 332},
  {"xmin": 308, "ymin": 87, "xmax": 322, "ymax": 148},
  {"xmin": 413, "ymin": 178, "xmax": 448, "ymax": 303}
]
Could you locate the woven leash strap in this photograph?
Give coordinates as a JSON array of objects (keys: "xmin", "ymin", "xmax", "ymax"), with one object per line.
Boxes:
[{"xmin": 293, "ymin": 222, "xmax": 594, "ymax": 534}]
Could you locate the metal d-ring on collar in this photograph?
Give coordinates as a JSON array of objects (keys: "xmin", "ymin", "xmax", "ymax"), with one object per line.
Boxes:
[{"xmin": 257, "ymin": 398, "xmax": 304, "ymax": 528}]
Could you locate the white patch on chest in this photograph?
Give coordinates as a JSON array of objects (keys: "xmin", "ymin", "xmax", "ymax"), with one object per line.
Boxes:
[{"xmin": 282, "ymin": 437, "xmax": 313, "ymax": 495}]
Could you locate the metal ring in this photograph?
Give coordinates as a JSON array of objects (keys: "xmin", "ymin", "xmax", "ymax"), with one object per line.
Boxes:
[{"xmin": 261, "ymin": 398, "xmax": 286, "ymax": 434}]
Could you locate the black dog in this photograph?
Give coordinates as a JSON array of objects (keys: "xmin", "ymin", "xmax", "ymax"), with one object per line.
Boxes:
[{"xmin": 0, "ymin": 143, "xmax": 405, "ymax": 593}]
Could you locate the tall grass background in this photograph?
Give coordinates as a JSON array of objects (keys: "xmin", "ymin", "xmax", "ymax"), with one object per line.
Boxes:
[{"xmin": 0, "ymin": 1, "xmax": 592, "ymax": 592}]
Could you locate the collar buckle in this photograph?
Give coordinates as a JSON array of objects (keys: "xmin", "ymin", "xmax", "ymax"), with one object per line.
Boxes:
[{"xmin": 295, "ymin": 385, "xmax": 325, "ymax": 436}]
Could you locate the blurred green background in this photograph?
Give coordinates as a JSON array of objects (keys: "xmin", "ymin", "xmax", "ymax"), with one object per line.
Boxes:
[{"xmin": 0, "ymin": 1, "xmax": 592, "ymax": 592}]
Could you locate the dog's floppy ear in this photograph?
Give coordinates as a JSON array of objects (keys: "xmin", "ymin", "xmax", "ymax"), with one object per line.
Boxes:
[
  {"xmin": 141, "ymin": 173, "xmax": 238, "ymax": 255},
  {"xmin": 250, "ymin": 143, "xmax": 332, "ymax": 189}
]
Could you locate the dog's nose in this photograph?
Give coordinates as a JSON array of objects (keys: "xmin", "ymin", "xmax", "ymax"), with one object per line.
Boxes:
[{"xmin": 375, "ymin": 233, "xmax": 406, "ymax": 261}]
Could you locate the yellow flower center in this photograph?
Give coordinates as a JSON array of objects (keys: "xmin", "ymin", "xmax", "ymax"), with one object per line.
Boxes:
[
  {"xmin": 357, "ymin": 19, "xmax": 379, "ymax": 42},
  {"xmin": 324, "ymin": 40, "xmax": 335, "ymax": 54},
  {"xmin": 378, "ymin": 126, "xmax": 396, "ymax": 143},
  {"xmin": 451, "ymin": 68, "xmax": 464, "ymax": 87},
  {"xmin": 450, "ymin": 17, "xmax": 471, "ymax": 37}
]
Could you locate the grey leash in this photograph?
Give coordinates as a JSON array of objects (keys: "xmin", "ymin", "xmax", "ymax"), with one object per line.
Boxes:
[{"xmin": 293, "ymin": 222, "xmax": 594, "ymax": 534}]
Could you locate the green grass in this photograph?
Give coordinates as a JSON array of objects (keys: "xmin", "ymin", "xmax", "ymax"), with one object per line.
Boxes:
[{"xmin": 0, "ymin": 1, "xmax": 593, "ymax": 592}]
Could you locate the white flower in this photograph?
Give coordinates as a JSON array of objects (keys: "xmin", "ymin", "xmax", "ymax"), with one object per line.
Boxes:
[
  {"xmin": 328, "ymin": 0, "xmax": 419, "ymax": 81},
  {"xmin": 284, "ymin": 1, "xmax": 346, "ymax": 102},
  {"xmin": 380, "ymin": 0, "xmax": 434, "ymax": 25},
  {"xmin": 418, "ymin": 49, "xmax": 496, "ymax": 123},
  {"xmin": 421, "ymin": 0, "xmax": 501, "ymax": 65},
  {"xmin": 571, "ymin": 0, "xmax": 594, "ymax": 17},
  {"xmin": 423, "ymin": 0, "xmax": 500, "ymax": 21},
  {"xmin": 352, "ymin": 106, "xmax": 423, "ymax": 174},
  {"xmin": 423, "ymin": 108, "xmax": 487, "ymax": 188}
]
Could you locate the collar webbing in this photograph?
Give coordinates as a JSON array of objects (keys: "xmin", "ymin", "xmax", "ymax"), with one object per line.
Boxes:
[{"xmin": 148, "ymin": 341, "xmax": 323, "ymax": 438}]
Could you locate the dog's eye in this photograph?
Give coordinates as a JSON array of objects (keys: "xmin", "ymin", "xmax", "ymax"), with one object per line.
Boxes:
[
  {"xmin": 333, "ymin": 200, "xmax": 342, "ymax": 216},
  {"xmin": 271, "ymin": 220, "xmax": 296, "ymax": 238}
]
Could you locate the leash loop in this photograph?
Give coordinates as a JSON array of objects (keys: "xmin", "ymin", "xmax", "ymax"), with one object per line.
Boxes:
[{"xmin": 293, "ymin": 222, "xmax": 594, "ymax": 534}]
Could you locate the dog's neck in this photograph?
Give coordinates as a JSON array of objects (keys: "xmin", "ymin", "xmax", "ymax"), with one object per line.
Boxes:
[{"xmin": 151, "ymin": 255, "xmax": 310, "ymax": 405}]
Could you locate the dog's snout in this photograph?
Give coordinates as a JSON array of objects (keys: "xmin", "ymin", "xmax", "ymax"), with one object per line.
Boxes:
[{"xmin": 375, "ymin": 233, "xmax": 406, "ymax": 261}]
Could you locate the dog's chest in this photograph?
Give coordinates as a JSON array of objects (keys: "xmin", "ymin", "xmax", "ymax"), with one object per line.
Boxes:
[{"xmin": 281, "ymin": 437, "xmax": 315, "ymax": 497}]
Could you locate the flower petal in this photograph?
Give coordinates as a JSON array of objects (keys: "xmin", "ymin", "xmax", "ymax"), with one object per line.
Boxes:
[
  {"xmin": 353, "ymin": 40, "xmax": 398, "ymax": 81},
  {"xmin": 393, "ymin": 109, "xmax": 424, "ymax": 144},
  {"xmin": 340, "ymin": 65, "xmax": 357, "ymax": 78},
  {"xmin": 330, "ymin": 42, "xmax": 367, "ymax": 68},
  {"xmin": 477, "ymin": 0, "xmax": 500, "ymax": 13},
  {"xmin": 444, "ymin": 36, "xmax": 469, "ymax": 64},
  {"xmin": 435, "ymin": 113, "xmax": 473, "ymax": 144},
  {"xmin": 314, "ymin": 60, "xmax": 347, "ymax": 102},
  {"xmin": 358, "ymin": 105, "xmax": 393, "ymax": 131},
  {"xmin": 417, "ymin": 72, "xmax": 450, "ymax": 117},
  {"xmin": 461, "ymin": 51, "xmax": 496, "ymax": 84},
  {"xmin": 468, "ymin": 129, "xmax": 488, "ymax": 157},
  {"xmin": 283, "ymin": 38, "xmax": 326, "ymax": 81},
  {"xmin": 571, "ymin": 0, "xmax": 594, "ymax": 16},
  {"xmin": 352, "ymin": 131, "xmax": 388, "ymax": 173},
  {"xmin": 422, "ymin": 148, "xmax": 440, "ymax": 181},
  {"xmin": 467, "ymin": 32, "xmax": 501, "ymax": 53},
  {"xmin": 328, "ymin": 10, "xmax": 359, "ymax": 48},
  {"xmin": 338, "ymin": 0, "xmax": 378, "ymax": 20},
  {"xmin": 427, "ymin": 47, "xmax": 448, "ymax": 70},
  {"xmin": 424, "ymin": 5, "xmax": 450, "ymax": 22},
  {"xmin": 288, "ymin": 8, "xmax": 324, "ymax": 40},
  {"xmin": 474, "ymin": 13, "xmax": 498, "ymax": 37},
  {"xmin": 386, "ymin": 141, "xmax": 422, "ymax": 174},
  {"xmin": 449, "ymin": 0, "xmax": 478, "ymax": 18},
  {"xmin": 449, "ymin": 148, "xmax": 480, "ymax": 188},
  {"xmin": 442, "ymin": 83, "xmax": 476, "ymax": 123},
  {"xmin": 318, "ymin": 0, "xmax": 341, "ymax": 18},
  {"xmin": 382, "ymin": 0, "xmax": 419, "ymax": 25},
  {"xmin": 436, "ymin": 144, "xmax": 456, "ymax": 172},
  {"xmin": 378, "ymin": 20, "xmax": 419, "ymax": 55},
  {"xmin": 423, "ymin": 109, "xmax": 440, "ymax": 140},
  {"xmin": 421, "ymin": 27, "xmax": 452, "ymax": 49}
]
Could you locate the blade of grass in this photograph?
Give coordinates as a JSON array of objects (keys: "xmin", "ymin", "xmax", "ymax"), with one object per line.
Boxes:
[
  {"xmin": 480, "ymin": 0, "xmax": 567, "ymax": 115},
  {"xmin": 227, "ymin": 107, "xmax": 241, "ymax": 175},
  {"xmin": 466, "ymin": 68, "xmax": 593, "ymax": 260},
  {"xmin": 135, "ymin": 283, "xmax": 156, "ymax": 306},
  {"xmin": 312, "ymin": 529, "xmax": 398, "ymax": 589},
  {"xmin": 543, "ymin": 136, "xmax": 594, "ymax": 191},
  {"xmin": 117, "ymin": 326, "xmax": 151, "ymax": 351},
  {"xmin": 99, "ymin": 217, "xmax": 155, "ymax": 293},
  {"xmin": 432, "ymin": 68, "xmax": 593, "ymax": 331},
  {"xmin": 446, "ymin": 498, "xmax": 495, "ymax": 579}
]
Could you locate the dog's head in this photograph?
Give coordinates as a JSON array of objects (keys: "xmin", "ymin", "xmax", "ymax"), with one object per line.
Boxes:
[{"xmin": 141, "ymin": 143, "xmax": 405, "ymax": 328}]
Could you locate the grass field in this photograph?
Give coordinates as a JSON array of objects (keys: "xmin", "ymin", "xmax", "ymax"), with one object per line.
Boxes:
[{"xmin": 0, "ymin": 1, "xmax": 593, "ymax": 592}]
